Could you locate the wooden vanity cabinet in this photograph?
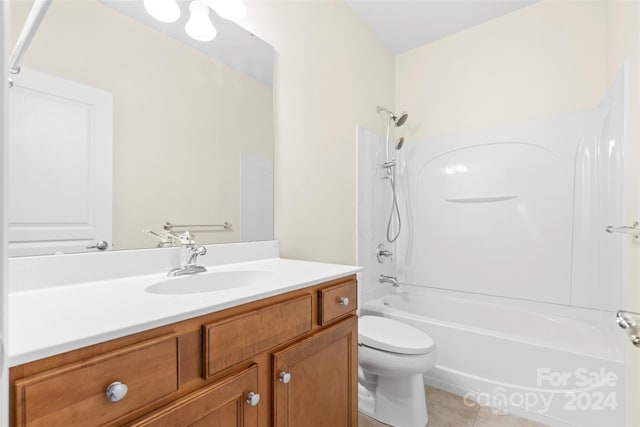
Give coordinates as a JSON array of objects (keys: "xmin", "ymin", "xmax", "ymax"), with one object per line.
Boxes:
[{"xmin": 9, "ymin": 275, "xmax": 358, "ymax": 427}]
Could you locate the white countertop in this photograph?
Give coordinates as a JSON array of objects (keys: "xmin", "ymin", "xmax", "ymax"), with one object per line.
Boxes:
[{"xmin": 9, "ymin": 257, "xmax": 361, "ymax": 366}]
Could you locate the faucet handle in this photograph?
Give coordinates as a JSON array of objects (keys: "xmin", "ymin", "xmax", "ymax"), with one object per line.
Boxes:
[
  {"xmin": 143, "ymin": 229, "xmax": 181, "ymax": 247},
  {"xmin": 376, "ymin": 243, "xmax": 393, "ymax": 263},
  {"xmin": 178, "ymin": 231, "xmax": 195, "ymax": 246}
]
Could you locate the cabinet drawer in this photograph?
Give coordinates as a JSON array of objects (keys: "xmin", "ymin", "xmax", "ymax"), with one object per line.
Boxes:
[
  {"xmin": 204, "ymin": 295, "xmax": 312, "ymax": 378},
  {"xmin": 129, "ymin": 365, "xmax": 259, "ymax": 427},
  {"xmin": 318, "ymin": 279, "xmax": 357, "ymax": 325},
  {"xmin": 14, "ymin": 335, "xmax": 179, "ymax": 427}
]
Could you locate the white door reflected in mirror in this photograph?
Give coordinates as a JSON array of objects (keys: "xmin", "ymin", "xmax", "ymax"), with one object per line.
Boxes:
[{"xmin": 8, "ymin": 68, "xmax": 113, "ymax": 257}]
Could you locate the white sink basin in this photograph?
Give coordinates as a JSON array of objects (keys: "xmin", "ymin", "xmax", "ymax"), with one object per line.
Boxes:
[{"xmin": 145, "ymin": 270, "xmax": 275, "ymax": 295}]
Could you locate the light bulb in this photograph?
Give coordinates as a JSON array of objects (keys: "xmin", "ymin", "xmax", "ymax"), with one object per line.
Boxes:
[
  {"xmin": 143, "ymin": 0, "xmax": 181, "ymax": 23},
  {"xmin": 202, "ymin": 0, "xmax": 247, "ymax": 21},
  {"xmin": 185, "ymin": 0, "xmax": 217, "ymax": 41}
]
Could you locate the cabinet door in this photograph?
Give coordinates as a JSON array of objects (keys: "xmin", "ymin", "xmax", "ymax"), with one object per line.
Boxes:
[
  {"xmin": 273, "ymin": 316, "xmax": 357, "ymax": 427},
  {"xmin": 129, "ymin": 365, "xmax": 259, "ymax": 427}
]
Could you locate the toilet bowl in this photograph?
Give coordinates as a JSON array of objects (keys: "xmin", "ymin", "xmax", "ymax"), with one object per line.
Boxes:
[{"xmin": 358, "ymin": 315, "xmax": 436, "ymax": 427}]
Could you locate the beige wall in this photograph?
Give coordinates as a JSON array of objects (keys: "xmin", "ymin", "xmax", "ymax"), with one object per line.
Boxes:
[
  {"xmin": 241, "ymin": 1, "xmax": 395, "ymax": 264},
  {"xmin": 9, "ymin": 0, "xmax": 274, "ymax": 250},
  {"xmin": 396, "ymin": 1, "xmax": 607, "ymax": 141}
]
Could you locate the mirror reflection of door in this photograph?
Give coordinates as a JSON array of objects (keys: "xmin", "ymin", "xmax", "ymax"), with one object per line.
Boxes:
[
  {"xmin": 8, "ymin": 68, "xmax": 113, "ymax": 256},
  {"xmin": 240, "ymin": 152, "xmax": 273, "ymax": 242}
]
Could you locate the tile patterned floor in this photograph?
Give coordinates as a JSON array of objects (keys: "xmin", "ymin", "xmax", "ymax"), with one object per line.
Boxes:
[{"xmin": 358, "ymin": 386, "xmax": 549, "ymax": 427}]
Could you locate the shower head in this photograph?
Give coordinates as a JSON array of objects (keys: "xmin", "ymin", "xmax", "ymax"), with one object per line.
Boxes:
[
  {"xmin": 395, "ymin": 137, "xmax": 404, "ymax": 150},
  {"xmin": 377, "ymin": 106, "xmax": 408, "ymax": 127}
]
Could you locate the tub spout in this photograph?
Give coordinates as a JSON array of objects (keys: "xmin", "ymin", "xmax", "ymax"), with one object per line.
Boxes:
[{"xmin": 379, "ymin": 274, "xmax": 399, "ymax": 287}]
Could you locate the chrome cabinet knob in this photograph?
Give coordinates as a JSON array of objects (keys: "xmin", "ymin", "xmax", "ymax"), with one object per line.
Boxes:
[
  {"xmin": 339, "ymin": 297, "xmax": 349, "ymax": 306},
  {"xmin": 279, "ymin": 371, "xmax": 291, "ymax": 384},
  {"xmin": 106, "ymin": 381, "xmax": 128, "ymax": 403},
  {"xmin": 87, "ymin": 240, "xmax": 109, "ymax": 251},
  {"xmin": 246, "ymin": 392, "xmax": 260, "ymax": 406}
]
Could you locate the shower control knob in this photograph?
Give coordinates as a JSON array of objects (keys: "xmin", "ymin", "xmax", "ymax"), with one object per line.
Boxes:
[
  {"xmin": 376, "ymin": 243, "xmax": 393, "ymax": 263},
  {"xmin": 279, "ymin": 371, "xmax": 291, "ymax": 384},
  {"xmin": 106, "ymin": 381, "xmax": 128, "ymax": 403},
  {"xmin": 246, "ymin": 392, "xmax": 260, "ymax": 406},
  {"xmin": 339, "ymin": 297, "xmax": 349, "ymax": 306}
]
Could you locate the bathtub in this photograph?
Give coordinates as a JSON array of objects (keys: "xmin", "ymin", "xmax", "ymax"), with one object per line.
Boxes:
[{"xmin": 360, "ymin": 287, "xmax": 626, "ymax": 427}]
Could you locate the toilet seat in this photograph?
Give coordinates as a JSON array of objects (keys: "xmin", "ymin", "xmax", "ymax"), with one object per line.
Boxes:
[{"xmin": 359, "ymin": 316, "xmax": 434, "ymax": 355}]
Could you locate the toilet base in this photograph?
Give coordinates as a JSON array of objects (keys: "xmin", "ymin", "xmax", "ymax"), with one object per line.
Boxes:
[
  {"xmin": 358, "ymin": 373, "xmax": 428, "ymax": 427},
  {"xmin": 358, "ymin": 382, "xmax": 376, "ymax": 418}
]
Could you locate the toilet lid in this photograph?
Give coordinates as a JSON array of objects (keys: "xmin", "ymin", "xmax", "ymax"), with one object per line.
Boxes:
[{"xmin": 359, "ymin": 316, "xmax": 434, "ymax": 355}]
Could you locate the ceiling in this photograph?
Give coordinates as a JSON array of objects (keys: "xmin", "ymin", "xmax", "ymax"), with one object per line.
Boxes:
[{"xmin": 345, "ymin": 0, "xmax": 538, "ymax": 54}]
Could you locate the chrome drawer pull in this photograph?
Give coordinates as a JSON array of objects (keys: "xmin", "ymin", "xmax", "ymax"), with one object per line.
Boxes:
[
  {"xmin": 339, "ymin": 297, "xmax": 349, "ymax": 306},
  {"xmin": 279, "ymin": 371, "xmax": 291, "ymax": 384},
  {"xmin": 246, "ymin": 392, "xmax": 260, "ymax": 406},
  {"xmin": 106, "ymin": 381, "xmax": 128, "ymax": 403}
]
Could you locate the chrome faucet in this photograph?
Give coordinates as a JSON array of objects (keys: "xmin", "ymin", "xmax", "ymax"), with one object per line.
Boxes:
[
  {"xmin": 168, "ymin": 232, "xmax": 208, "ymax": 277},
  {"xmin": 379, "ymin": 274, "xmax": 399, "ymax": 287}
]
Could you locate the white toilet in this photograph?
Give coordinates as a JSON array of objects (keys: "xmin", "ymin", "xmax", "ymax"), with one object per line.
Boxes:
[{"xmin": 358, "ymin": 315, "xmax": 436, "ymax": 427}]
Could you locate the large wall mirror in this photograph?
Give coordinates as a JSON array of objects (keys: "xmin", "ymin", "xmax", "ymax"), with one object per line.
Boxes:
[{"xmin": 7, "ymin": 0, "xmax": 274, "ymax": 257}]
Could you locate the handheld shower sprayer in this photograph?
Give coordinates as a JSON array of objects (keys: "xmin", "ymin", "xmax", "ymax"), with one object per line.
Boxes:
[
  {"xmin": 377, "ymin": 106, "xmax": 408, "ymax": 164},
  {"xmin": 376, "ymin": 106, "xmax": 408, "ymax": 243}
]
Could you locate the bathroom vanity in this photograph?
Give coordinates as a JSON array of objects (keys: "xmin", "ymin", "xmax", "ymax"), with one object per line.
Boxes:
[{"xmin": 7, "ymin": 243, "xmax": 360, "ymax": 426}]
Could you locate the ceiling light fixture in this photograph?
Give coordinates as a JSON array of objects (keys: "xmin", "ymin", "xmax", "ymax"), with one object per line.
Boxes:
[
  {"xmin": 143, "ymin": 0, "xmax": 181, "ymax": 23},
  {"xmin": 143, "ymin": 0, "xmax": 247, "ymax": 42},
  {"xmin": 185, "ymin": 0, "xmax": 217, "ymax": 42}
]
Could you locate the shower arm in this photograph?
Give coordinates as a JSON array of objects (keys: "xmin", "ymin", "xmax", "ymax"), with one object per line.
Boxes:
[{"xmin": 8, "ymin": 0, "xmax": 51, "ymax": 76}]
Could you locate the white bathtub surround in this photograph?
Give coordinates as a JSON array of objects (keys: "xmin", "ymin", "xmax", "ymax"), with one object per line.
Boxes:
[
  {"xmin": 8, "ymin": 240, "xmax": 361, "ymax": 366},
  {"xmin": 397, "ymin": 68, "xmax": 626, "ymax": 311}
]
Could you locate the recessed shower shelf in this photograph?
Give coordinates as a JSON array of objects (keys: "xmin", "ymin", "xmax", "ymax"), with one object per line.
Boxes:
[{"xmin": 445, "ymin": 195, "xmax": 518, "ymax": 203}]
